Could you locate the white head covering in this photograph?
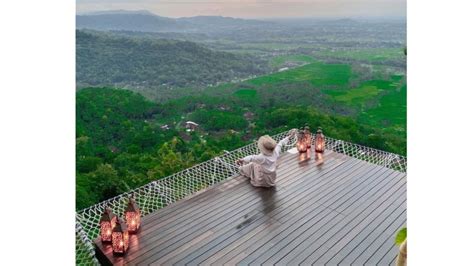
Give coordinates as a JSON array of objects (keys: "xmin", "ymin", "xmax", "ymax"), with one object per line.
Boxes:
[{"xmin": 257, "ymin": 135, "xmax": 277, "ymax": 156}]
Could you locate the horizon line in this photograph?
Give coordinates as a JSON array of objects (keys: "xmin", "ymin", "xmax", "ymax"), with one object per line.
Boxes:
[{"xmin": 76, "ymin": 9, "xmax": 407, "ymax": 20}]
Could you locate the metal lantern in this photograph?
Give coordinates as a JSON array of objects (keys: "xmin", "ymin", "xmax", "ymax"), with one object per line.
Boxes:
[
  {"xmin": 304, "ymin": 125, "xmax": 312, "ymax": 148},
  {"xmin": 125, "ymin": 196, "xmax": 141, "ymax": 233},
  {"xmin": 315, "ymin": 127, "xmax": 325, "ymax": 154},
  {"xmin": 297, "ymin": 129, "xmax": 310, "ymax": 162},
  {"xmin": 314, "ymin": 127, "xmax": 325, "ymax": 164},
  {"xmin": 112, "ymin": 217, "xmax": 129, "ymax": 255},
  {"xmin": 99, "ymin": 207, "xmax": 117, "ymax": 242},
  {"xmin": 296, "ymin": 130, "xmax": 307, "ymax": 153}
]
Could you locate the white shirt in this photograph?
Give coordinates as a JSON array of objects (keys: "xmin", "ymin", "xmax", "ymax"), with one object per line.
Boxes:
[{"xmin": 242, "ymin": 136, "xmax": 290, "ymax": 173}]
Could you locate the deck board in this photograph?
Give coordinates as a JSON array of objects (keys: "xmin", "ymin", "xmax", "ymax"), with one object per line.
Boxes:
[
  {"xmin": 232, "ymin": 162, "xmax": 388, "ymax": 265},
  {"xmin": 138, "ymin": 152, "xmax": 347, "ymax": 265},
  {"xmin": 250, "ymin": 165, "xmax": 399, "ymax": 265},
  {"xmin": 98, "ymin": 153, "xmax": 302, "ymax": 259},
  {"xmin": 94, "ymin": 150, "xmax": 406, "ymax": 266},
  {"xmin": 131, "ymin": 153, "xmax": 341, "ymax": 263},
  {"xmin": 289, "ymin": 179, "xmax": 406, "ymax": 265}
]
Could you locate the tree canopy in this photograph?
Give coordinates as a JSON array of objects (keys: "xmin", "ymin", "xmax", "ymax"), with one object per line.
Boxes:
[{"xmin": 76, "ymin": 87, "xmax": 405, "ymax": 210}]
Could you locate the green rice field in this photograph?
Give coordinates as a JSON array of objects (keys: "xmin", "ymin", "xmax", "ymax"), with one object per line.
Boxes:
[
  {"xmin": 245, "ymin": 58, "xmax": 406, "ymax": 136},
  {"xmin": 315, "ymin": 48, "xmax": 405, "ymax": 63},
  {"xmin": 247, "ymin": 61, "xmax": 352, "ymax": 87},
  {"xmin": 204, "ymin": 54, "xmax": 406, "ymax": 139}
]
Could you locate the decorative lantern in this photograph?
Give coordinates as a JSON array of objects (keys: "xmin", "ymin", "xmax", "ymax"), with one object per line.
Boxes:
[
  {"xmin": 303, "ymin": 125, "xmax": 312, "ymax": 148},
  {"xmin": 125, "ymin": 196, "xmax": 141, "ymax": 233},
  {"xmin": 297, "ymin": 130, "xmax": 307, "ymax": 153},
  {"xmin": 297, "ymin": 129, "xmax": 310, "ymax": 162},
  {"xmin": 99, "ymin": 207, "xmax": 117, "ymax": 242},
  {"xmin": 112, "ymin": 217, "xmax": 129, "ymax": 255},
  {"xmin": 314, "ymin": 127, "xmax": 325, "ymax": 153},
  {"xmin": 315, "ymin": 127, "xmax": 325, "ymax": 163}
]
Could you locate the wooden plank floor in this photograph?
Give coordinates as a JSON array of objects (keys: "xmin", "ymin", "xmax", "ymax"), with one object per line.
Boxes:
[{"xmin": 95, "ymin": 150, "xmax": 407, "ymax": 266}]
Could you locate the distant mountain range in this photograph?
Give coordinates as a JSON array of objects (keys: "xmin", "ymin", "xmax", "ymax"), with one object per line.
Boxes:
[
  {"xmin": 76, "ymin": 10, "xmax": 275, "ymax": 33},
  {"xmin": 76, "ymin": 10, "xmax": 405, "ymax": 35},
  {"xmin": 78, "ymin": 9, "xmax": 156, "ymax": 16}
]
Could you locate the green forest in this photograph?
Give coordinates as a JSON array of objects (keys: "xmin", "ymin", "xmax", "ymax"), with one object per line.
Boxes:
[
  {"xmin": 76, "ymin": 30, "xmax": 269, "ymax": 90},
  {"xmin": 77, "ymin": 84, "xmax": 405, "ymax": 210}
]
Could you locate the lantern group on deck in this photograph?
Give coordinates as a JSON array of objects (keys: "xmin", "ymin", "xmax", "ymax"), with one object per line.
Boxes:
[
  {"xmin": 99, "ymin": 196, "xmax": 141, "ymax": 256},
  {"xmin": 294, "ymin": 125, "xmax": 325, "ymax": 164},
  {"xmin": 314, "ymin": 127, "xmax": 326, "ymax": 164},
  {"xmin": 297, "ymin": 129, "xmax": 310, "ymax": 162}
]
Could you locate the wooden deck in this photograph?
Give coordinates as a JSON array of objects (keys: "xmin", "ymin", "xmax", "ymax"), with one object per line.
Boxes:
[{"xmin": 95, "ymin": 150, "xmax": 407, "ymax": 265}]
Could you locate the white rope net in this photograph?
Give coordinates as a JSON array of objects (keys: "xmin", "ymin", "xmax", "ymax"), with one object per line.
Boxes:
[{"xmin": 75, "ymin": 131, "xmax": 406, "ymax": 265}]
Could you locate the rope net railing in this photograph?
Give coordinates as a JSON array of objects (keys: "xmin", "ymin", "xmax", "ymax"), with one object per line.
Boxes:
[
  {"xmin": 324, "ymin": 136, "xmax": 407, "ymax": 172},
  {"xmin": 75, "ymin": 131, "xmax": 406, "ymax": 265}
]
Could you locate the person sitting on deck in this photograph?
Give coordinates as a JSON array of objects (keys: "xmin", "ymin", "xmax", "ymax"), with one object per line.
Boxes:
[{"xmin": 236, "ymin": 129, "xmax": 297, "ymax": 187}]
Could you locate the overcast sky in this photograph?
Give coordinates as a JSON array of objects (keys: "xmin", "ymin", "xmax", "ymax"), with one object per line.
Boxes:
[{"xmin": 76, "ymin": 0, "xmax": 406, "ymax": 19}]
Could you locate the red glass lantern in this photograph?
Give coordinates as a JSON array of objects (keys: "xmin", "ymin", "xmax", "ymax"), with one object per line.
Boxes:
[
  {"xmin": 99, "ymin": 207, "xmax": 117, "ymax": 242},
  {"xmin": 304, "ymin": 125, "xmax": 312, "ymax": 148},
  {"xmin": 112, "ymin": 217, "xmax": 129, "ymax": 255},
  {"xmin": 125, "ymin": 196, "xmax": 141, "ymax": 233}
]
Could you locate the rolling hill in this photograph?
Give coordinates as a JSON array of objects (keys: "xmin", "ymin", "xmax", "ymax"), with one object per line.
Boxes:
[
  {"xmin": 77, "ymin": 12, "xmax": 186, "ymax": 32},
  {"xmin": 76, "ymin": 11, "xmax": 274, "ymax": 33},
  {"xmin": 76, "ymin": 30, "xmax": 269, "ymax": 91}
]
